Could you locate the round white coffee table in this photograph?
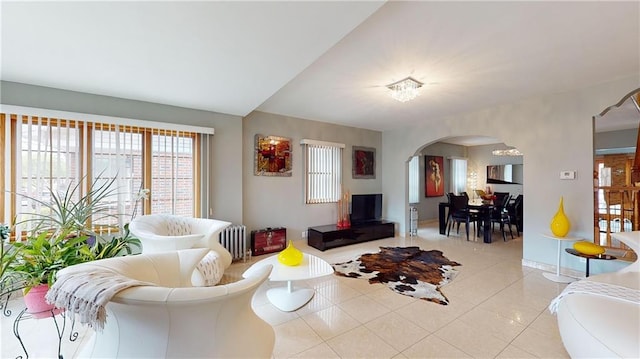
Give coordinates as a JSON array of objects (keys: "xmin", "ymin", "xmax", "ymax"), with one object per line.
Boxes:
[{"xmin": 244, "ymin": 252, "xmax": 334, "ymax": 312}]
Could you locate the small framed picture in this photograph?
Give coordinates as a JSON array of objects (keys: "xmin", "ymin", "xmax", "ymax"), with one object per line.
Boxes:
[{"xmin": 352, "ymin": 146, "xmax": 375, "ymax": 179}]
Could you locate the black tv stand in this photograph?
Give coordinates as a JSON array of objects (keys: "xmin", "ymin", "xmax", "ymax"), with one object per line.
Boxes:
[
  {"xmin": 307, "ymin": 220, "xmax": 395, "ymax": 251},
  {"xmin": 352, "ymin": 220, "xmax": 383, "ymax": 225}
]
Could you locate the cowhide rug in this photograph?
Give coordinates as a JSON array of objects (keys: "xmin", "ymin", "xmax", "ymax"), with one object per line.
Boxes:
[{"xmin": 332, "ymin": 246, "xmax": 461, "ymax": 305}]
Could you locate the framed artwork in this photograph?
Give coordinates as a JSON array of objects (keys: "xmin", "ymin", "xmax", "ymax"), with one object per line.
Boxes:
[
  {"xmin": 254, "ymin": 134, "xmax": 292, "ymax": 176},
  {"xmin": 425, "ymin": 155, "xmax": 444, "ymax": 197},
  {"xmin": 352, "ymin": 146, "xmax": 375, "ymax": 179}
]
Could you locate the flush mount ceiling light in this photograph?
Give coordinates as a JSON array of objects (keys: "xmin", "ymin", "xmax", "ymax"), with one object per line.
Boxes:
[
  {"xmin": 387, "ymin": 77, "xmax": 423, "ymax": 103},
  {"xmin": 492, "ymin": 148, "xmax": 524, "ymax": 156}
]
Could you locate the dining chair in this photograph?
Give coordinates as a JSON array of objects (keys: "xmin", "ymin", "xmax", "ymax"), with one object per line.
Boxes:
[
  {"xmin": 507, "ymin": 194, "xmax": 523, "ymax": 236},
  {"xmin": 447, "ymin": 194, "xmax": 477, "ymax": 241},
  {"xmin": 493, "ymin": 192, "xmax": 510, "ymax": 206},
  {"xmin": 490, "ymin": 194, "xmax": 515, "ymax": 241},
  {"xmin": 445, "ymin": 192, "xmax": 455, "ymax": 230}
]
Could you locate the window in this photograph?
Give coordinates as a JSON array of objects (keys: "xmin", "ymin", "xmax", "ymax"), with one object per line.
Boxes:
[
  {"xmin": 450, "ymin": 158, "xmax": 468, "ymax": 195},
  {"xmin": 408, "ymin": 156, "xmax": 419, "ymax": 203},
  {"xmin": 151, "ymin": 130, "xmax": 195, "ymax": 216},
  {"xmin": 301, "ymin": 139, "xmax": 344, "ymax": 204},
  {"xmin": 92, "ymin": 123, "xmax": 144, "ymax": 230},
  {"xmin": 1, "ymin": 107, "xmax": 213, "ymax": 236}
]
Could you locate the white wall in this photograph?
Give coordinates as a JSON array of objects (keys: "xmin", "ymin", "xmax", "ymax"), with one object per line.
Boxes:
[
  {"xmin": 468, "ymin": 144, "xmax": 524, "ymax": 197},
  {"xmin": 382, "ymin": 76, "xmax": 639, "ymax": 273},
  {"xmin": 243, "ymin": 111, "xmax": 383, "ymax": 240},
  {"xmin": 595, "ymin": 129, "xmax": 637, "ymax": 150}
]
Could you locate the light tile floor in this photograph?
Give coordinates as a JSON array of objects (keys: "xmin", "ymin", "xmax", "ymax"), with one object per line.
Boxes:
[{"xmin": 0, "ymin": 221, "xmax": 570, "ymax": 358}]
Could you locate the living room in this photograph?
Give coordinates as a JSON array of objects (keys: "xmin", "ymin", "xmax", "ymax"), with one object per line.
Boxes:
[{"xmin": 1, "ymin": 1, "xmax": 639, "ymax": 358}]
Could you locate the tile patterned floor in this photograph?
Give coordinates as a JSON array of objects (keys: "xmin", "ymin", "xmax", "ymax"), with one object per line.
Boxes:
[{"xmin": 0, "ymin": 221, "xmax": 571, "ymax": 358}]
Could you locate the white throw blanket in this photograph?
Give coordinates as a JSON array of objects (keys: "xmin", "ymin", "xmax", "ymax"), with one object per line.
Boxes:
[
  {"xmin": 549, "ymin": 280, "xmax": 640, "ymax": 314},
  {"xmin": 45, "ymin": 269, "xmax": 154, "ymax": 331}
]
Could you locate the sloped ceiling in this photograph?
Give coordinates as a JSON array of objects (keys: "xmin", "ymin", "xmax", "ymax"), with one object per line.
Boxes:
[
  {"xmin": 1, "ymin": 1, "xmax": 384, "ymax": 116},
  {"xmin": 2, "ymin": 1, "xmax": 639, "ymax": 133}
]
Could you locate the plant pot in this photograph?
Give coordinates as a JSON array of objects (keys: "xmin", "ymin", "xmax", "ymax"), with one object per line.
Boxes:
[{"xmin": 23, "ymin": 284, "xmax": 62, "ymax": 318}]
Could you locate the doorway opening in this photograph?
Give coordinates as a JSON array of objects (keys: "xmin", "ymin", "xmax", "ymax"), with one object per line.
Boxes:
[{"xmin": 407, "ymin": 136, "xmax": 524, "ymax": 245}]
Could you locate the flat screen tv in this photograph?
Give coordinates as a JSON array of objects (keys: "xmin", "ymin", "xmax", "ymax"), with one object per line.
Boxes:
[{"xmin": 350, "ymin": 194, "xmax": 382, "ymax": 224}]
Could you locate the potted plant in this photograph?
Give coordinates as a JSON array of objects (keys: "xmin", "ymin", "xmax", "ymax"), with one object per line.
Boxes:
[
  {"xmin": 92, "ymin": 223, "xmax": 141, "ymax": 260},
  {"xmin": 20, "ymin": 174, "xmax": 119, "ymax": 239},
  {"xmin": 90, "ymin": 186, "xmax": 146, "ymax": 259},
  {"xmin": 7, "ymin": 175, "xmax": 142, "ymax": 315},
  {"xmin": 9, "ymin": 228, "xmax": 94, "ymax": 316},
  {"xmin": 0, "ymin": 224, "xmax": 21, "ymax": 290}
]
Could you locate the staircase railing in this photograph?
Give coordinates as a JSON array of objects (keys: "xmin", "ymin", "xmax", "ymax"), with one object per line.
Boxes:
[{"xmin": 594, "ymin": 186, "xmax": 639, "ymax": 261}]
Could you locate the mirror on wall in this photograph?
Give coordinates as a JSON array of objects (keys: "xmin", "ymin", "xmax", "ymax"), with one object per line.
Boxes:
[
  {"xmin": 594, "ymin": 91, "xmax": 639, "ymax": 186},
  {"xmin": 486, "ymin": 164, "xmax": 523, "ymax": 184},
  {"xmin": 594, "ymin": 89, "xmax": 639, "ymax": 253}
]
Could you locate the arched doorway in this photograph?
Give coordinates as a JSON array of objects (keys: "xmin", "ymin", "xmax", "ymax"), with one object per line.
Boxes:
[{"xmin": 406, "ymin": 136, "xmax": 524, "ymax": 244}]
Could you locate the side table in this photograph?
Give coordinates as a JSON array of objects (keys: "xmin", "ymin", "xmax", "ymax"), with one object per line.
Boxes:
[
  {"xmin": 542, "ymin": 233, "xmax": 580, "ymax": 283},
  {"xmin": 1, "ymin": 283, "xmax": 78, "ymax": 359},
  {"xmin": 243, "ymin": 253, "xmax": 334, "ymax": 312},
  {"xmin": 565, "ymin": 248, "xmax": 616, "ymax": 277}
]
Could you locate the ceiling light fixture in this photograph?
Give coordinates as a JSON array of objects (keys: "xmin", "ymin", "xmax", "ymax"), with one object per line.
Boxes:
[
  {"xmin": 492, "ymin": 148, "xmax": 523, "ymax": 156},
  {"xmin": 387, "ymin": 77, "xmax": 423, "ymax": 103}
]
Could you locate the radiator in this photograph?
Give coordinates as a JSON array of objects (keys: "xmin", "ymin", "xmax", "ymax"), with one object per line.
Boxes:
[
  {"xmin": 409, "ymin": 206, "xmax": 418, "ymax": 236},
  {"xmin": 219, "ymin": 225, "xmax": 248, "ymax": 262}
]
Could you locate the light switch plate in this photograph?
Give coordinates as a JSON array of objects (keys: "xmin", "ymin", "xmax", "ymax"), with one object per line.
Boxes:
[{"xmin": 560, "ymin": 170, "xmax": 576, "ymax": 180}]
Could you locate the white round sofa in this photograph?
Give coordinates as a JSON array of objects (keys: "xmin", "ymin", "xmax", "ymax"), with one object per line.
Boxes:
[
  {"xmin": 56, "ymin": 248, "xmax": 274, "ymax": 358},
  {"xmin": 554, "ymin": 231, "xmax": 640, "ymax": 358},
  {"xmin": 129, "ymin": 214, "xmax": 233, "ymax": 266}
]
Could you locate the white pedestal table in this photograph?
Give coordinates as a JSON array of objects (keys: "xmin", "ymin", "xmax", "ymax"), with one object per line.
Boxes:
[
  {"xmin": 244, "ymin": 252, "xmax": 334, "ymax": 312},
  {"xmin": 542, "ymin": 233, "xmax": 580, "ymax": 283}
]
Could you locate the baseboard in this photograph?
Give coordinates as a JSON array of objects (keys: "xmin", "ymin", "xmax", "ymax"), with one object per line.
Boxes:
[
  {"xmin": 419, "ymin": 219, "xmax": 438, "ymax": 225},
  {"xmin": 521, "ymin": 259, "xmax": 583, "ymax": 278}
]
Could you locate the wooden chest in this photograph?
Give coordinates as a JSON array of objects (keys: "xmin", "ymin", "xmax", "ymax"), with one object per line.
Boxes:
[{"xmin": 250, "ymin": 227, "xmax": 286, "ymax": 256}]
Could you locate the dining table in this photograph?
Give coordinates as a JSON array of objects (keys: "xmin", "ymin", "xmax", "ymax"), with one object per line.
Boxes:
[{"xmin": 439, "ymin": 199, "xmax": 495, "ymax": 243}]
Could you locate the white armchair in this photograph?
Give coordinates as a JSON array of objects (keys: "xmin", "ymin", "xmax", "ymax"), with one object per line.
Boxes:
[
  {"xmin": 59, "ymin": 248, "xmax": 275, "ymax": 358},
  {"xmin": 554, "ymin": 231, "xmax": 639, "ymax": 358},
  {"xmin": 129, "ymin": 214, "xmax": 233, "ymax": 268}
]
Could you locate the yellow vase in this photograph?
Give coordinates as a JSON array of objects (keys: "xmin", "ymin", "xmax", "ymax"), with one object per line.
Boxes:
[
  {"xmin": 550, "ymin": 196, "xmax": 570, "ymax": 237},
  {"xmin": 278, "ymin": 240, "xmax": 303, "ymax": 266}
]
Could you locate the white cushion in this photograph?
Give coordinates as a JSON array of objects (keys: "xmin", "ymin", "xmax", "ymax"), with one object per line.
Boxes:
[{"xmin": 192, "ymin": 250, "xmax": 225, "ymax": 286}]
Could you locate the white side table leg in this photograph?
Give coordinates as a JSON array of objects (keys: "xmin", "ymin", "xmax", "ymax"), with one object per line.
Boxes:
[
  {"xmin": 266, "ymin": 281, "xmax": 315, "ymax": 312},
  {"xmin": 543, "ymin": 238, "xmax": 575, "ymax": 283}
]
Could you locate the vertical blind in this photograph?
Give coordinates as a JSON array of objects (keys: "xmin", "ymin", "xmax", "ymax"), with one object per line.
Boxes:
[
  {"xmin": 408, "ymin": 156, "xmax": 419, "ymax": 203},
  {"xmin": 450, "ymin": 157, "xmax": 468, "ymax": 195},
  {"xmin": 1, "ymin": 107, "xmax": 214, "ymax": 237},
  {"xmin": 151, "ymin": 128, "xmax": 196, "ymax": 216},
  {"xmin": 13, "ymin": 115, "xmax": 85, "ymax": 235},
  {"xmin": 301, "ymin": 139, "xmax": 345, "ymax": 204}
]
